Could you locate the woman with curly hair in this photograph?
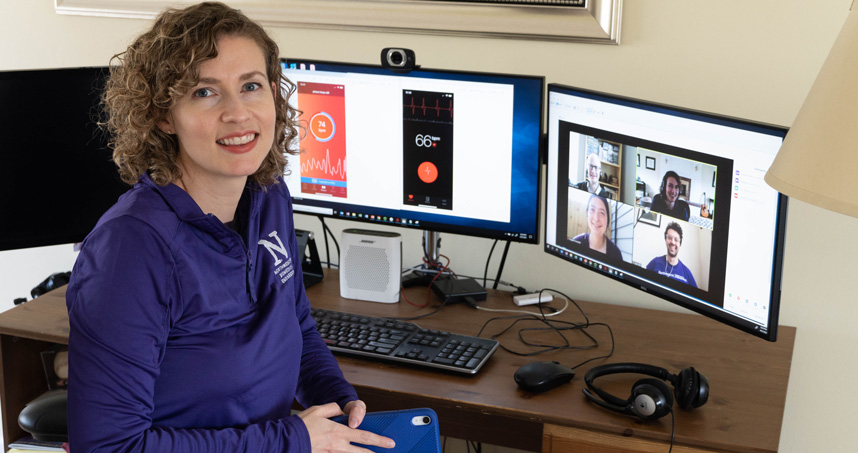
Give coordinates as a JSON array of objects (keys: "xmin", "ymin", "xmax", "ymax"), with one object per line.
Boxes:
[{"xmin": 65, "ymin": 2, "xmax": 394, "ymax": 451}]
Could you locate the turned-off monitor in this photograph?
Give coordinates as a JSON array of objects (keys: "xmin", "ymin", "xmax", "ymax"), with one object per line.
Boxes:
[
  {"xmin": 0, "ymin": 67, "xmax": 129, "ymax": 252},
  {"xmin": 545, "ymin": 83, "xmax": 788, "ymax": 341}
]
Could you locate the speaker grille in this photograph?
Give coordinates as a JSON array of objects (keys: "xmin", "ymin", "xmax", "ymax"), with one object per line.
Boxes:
[{"xmin": 344, "ymin": 246, "xmax": 391, "ymax": 292}]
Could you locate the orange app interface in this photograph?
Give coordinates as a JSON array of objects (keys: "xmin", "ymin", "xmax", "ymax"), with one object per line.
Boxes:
[{"xmin": 297, "ymin": 82, "xmax": 347, "ymax": 198}]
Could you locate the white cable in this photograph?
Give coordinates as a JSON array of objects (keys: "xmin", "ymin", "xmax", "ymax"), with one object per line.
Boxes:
[{"xmin": 474, "ymin": 295, "xmax": 568, "ymax": 318}]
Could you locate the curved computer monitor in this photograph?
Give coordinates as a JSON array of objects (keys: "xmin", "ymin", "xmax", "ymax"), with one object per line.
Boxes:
[
  {"xmin": 545, "ymin": 83, "xmax": 788, "ymax": 341},
  {"xmin": 0, "ymin": 67, "xmax": 129, "ymax": 252},
  {"xmin": 280, "ymin": 59, "xmax": 544, "ymax": 245}
]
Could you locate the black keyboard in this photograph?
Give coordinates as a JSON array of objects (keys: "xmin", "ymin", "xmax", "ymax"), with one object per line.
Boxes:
[{"xmin": 310, "ymin": 308, "xmax": 499, "ymax": 375}]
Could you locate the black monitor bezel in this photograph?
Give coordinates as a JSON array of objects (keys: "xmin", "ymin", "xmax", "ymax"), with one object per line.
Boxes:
[
  {"xmin": 280, "ymin": 58, "xmax": 545, "ymax": 245},
  {"xmin": 544, "ymin": 82, "xmax": 789, "ymax": 342},
  {"xmin": 0, "ymin": 66, "xmax": 130, "ymax": 252}
]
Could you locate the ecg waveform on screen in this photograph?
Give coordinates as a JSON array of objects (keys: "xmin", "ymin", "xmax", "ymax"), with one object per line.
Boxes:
[
  {"xmin": 301, "ymin": 149, "xmax": 347, "ymax": 179},
  {"xmin": 404, "ymin": 94, "xmax": 454, "ymax": 121}
]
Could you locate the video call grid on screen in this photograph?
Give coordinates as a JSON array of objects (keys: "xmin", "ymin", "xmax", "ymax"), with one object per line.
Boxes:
[
  {"xmin": 281, "ymin": 60, "xmax": 543, "ymax": 243},
  {"xmin": 545, "ymin": 84, "xmax": 788, "ymax": 339}
]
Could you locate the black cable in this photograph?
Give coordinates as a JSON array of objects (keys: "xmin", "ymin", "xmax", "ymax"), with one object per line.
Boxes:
[
  {"xmin": 492, "ymin": 240, "xmax": 511, "ymax": 290},
  {"xmin": 566, "ymin": 322, "xmax": 615, "ymax": 371},
  {"xmin": 455, "ymin": 273, "xmax": 527, "ymax": 294},
  {"xmin": 386, "ymin": 303, "xmax": 447, "ymax": 321},
  {"xmin": 474, "ymin": 288, "xmax": 615, "ymax": 369},
  {"xmin": 669, "ymin": 409, "xmax": 675, "ymax": 453},
  {"xmin": 479, "ymin": 315, "xmax": 597, "ymax": 356},
  {"xmin": 537, "ymin": 288, "xmax": 590, "ymax": 324},
  {"xmin": 318, "ymin": 216, "xmax": 340, "ymax": 268},
  {"xmin": 483, "ymin": 239, "xmax": 499, "ymax": 288},
  {"xmin": 394, "ymin": 283, "xmax": 615, "ymax": 367},
  {"xmin": 318, "ymin": 216, "xmax": 331, "ymax": 268}
]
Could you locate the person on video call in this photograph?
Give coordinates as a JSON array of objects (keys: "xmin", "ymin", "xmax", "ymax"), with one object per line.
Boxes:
[
  {"xmin": 65, "ymin": 3, "xmax": 395, "ymax": 452},
  {"xmin": 573, "ymin": 153, "xmax": 611, "ymax": 198},
  {"xmin": 646, "ymin": 221, "xmax": 698, "ymax": 288},
  {"xmin": 650, "ymin": 170, "xmax": 691, "ymax": 221},
  {"xmin": 573, "ymin": 194, "xmax": 623, "ymax": 260}
]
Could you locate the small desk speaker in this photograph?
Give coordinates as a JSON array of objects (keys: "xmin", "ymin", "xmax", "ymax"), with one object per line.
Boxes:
[{"xmin": 340, "ymin": 229, "xmax": 402, "ymax": 303}]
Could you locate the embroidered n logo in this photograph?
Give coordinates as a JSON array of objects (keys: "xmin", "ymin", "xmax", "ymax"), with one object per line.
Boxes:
[{"xmin": 258, "ymin": 231, "xmax": 289, "ymax": 265}]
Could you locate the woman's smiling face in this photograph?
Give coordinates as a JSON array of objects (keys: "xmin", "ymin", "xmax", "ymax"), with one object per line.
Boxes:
[
  {"xmin": 587, "ymin": 197, "xmax": 608, "ymax": 237},
  {"xmin": 158, "ymin": 34, "xmax": 276, "ymax": 189}
]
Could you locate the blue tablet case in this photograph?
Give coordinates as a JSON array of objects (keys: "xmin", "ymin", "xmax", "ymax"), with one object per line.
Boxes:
[{"xmin": 331, "ymin": 407, "xmax": 441, "ymax": 453}]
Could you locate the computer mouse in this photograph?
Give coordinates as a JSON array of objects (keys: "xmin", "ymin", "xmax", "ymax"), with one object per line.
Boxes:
[{"xmin": 514, "ymin": 361, "xmax": 575, "ymax": 393}]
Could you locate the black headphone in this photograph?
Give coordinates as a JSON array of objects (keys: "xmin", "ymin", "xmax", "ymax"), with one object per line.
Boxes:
[{"xmin": 583, "ymin": 362, "xmax": 709, "ymax": 421}]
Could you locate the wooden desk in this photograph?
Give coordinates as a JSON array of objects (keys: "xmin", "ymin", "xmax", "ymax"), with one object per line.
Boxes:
[{"xmin": 0, "ymin": 269, "xmax": 795, "ymax": 452}]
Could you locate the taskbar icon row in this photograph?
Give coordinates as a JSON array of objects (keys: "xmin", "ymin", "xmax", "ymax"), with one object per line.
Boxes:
[
  {"xmin": 335, "ymin": 210, "xmax": 421, "ymax": 227},
  {"xmin": 547, "ymin": 245, "xmax": 624, "ymax": 280},
  {"xmin": 502, "ymin": 232, "xmax": 535, "ymax": 241}
]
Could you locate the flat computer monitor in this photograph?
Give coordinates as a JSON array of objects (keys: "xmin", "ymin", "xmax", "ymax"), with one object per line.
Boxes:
[
  {"xmin": 0, "ymin": 67, "xmax": 129, "ymax": 252},
  {"xmin": 280, "ymin": 59, "xmax": 544, "ymax": 253},
  {"xmin": 545, "ymin": 83, "xmax": 788, "ymax": 341}
]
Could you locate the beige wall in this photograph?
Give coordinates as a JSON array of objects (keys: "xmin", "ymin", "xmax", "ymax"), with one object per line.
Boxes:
[{"xmin": 2, "ymin": 1, "xmax": 857, "ymax": 451}]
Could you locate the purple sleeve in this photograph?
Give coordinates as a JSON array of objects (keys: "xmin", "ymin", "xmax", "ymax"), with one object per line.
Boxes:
[
  {"xmin": 285, "ymin": 211, "xmax": 359, "ymax": 410},
  {"xmin": 294, "ymin": 286, "xmax": 360, "ymax": 409},
  {"xmin": 66, "ymin": 217, "xmax": 313, "ymax": 453}
]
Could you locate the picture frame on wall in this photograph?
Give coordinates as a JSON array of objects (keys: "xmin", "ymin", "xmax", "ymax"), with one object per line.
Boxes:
[
  {"xmin": 645, "ymin": 156, "xmax": 656, "ymax": 171},
  {"xmin": 54, "ymin": 0, "xmax": 622, "ymax": 43},
  {"xmin": 679, "ymin": 177, "xmax": 691, "ymax": 201},
  {"xmin": 639, "ymin": 210, "xmax": 661, "ymax": 227}
]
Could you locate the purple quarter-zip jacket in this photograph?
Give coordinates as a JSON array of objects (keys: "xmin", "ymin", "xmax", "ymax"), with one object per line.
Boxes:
[{"xmin": 66, "ymin": 173, "xmax": 357, "ymax": 452}]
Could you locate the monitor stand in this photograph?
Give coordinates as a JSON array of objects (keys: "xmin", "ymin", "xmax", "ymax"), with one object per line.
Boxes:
[
  {"xmin": 400, "ymin": 231, "xmax": 514, "ymax": 290},
  {"xmin": 401, "ymin": 230, "xmax": 451, "ymax": 288}
]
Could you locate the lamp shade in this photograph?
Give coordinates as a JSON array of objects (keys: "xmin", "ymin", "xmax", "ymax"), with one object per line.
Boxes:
[{"xmin": 764, "ymin": 3, "xmax": 858, "ymax": 218}]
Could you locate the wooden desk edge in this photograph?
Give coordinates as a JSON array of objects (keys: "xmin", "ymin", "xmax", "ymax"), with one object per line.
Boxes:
[{"xmin": 0, "ymin": 280, "xmax": 795, "ymax": 453}]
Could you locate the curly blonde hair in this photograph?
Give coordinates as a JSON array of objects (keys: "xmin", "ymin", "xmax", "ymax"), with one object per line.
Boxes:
[{"xmin": 102, "ymin": 1, "xmax": 299, "ymax": 187}]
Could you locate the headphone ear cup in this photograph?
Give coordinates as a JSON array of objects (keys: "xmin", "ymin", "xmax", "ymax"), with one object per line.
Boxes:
[
  {"xmin": 675, "ymin": 367, "xmax": 709, "ymax": 410},
  {"xmin": 692, "ymin": 369, "xmax": 709, "ymax": 408},
  {"xmin": 630, "ymin": 378, "xmax": 673, "ymax": 421}
]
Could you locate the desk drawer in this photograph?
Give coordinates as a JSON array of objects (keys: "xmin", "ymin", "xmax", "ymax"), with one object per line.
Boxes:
[{"xmin": 542, "ymin": 424, "xmax": 720, "ymax": 453}]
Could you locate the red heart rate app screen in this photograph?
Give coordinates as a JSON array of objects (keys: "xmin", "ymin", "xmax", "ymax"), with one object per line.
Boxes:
[
  {"xmin": 297, "ymin": 82, "xmax": 347, "ymax": 198},
  {"xmin": 402, "ymin": 90, "xmax": 454, "ymax": 210}
]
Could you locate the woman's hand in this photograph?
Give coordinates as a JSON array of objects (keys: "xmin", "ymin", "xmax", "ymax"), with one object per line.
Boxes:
[
  {"xmin": 298, "ymin": 402, "xmax": 395, "ymax": 452},
  {"xmin": 342, "ymin": 399, "xmax": 367, "ymax": 429}
]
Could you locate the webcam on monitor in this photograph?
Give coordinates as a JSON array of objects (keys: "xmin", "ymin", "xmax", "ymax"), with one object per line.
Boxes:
[{"xmin": 381, "ymin": 47, "xmax": 417, "ymax": 73}]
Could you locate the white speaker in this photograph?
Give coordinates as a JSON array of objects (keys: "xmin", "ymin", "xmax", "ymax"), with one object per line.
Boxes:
[{"xmin": 340, "ymin": 229, "xmax": 402, "ymax": 303}]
